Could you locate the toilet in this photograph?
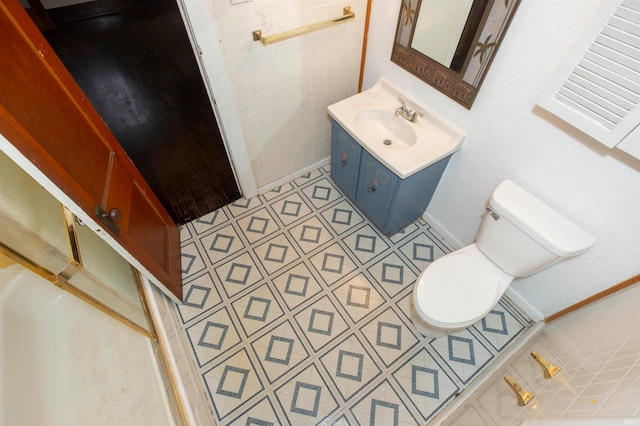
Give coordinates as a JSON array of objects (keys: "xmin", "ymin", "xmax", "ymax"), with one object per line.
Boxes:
[{"xmin": 411, "ymin": 180, "xmax": 596, "ymax": 338}]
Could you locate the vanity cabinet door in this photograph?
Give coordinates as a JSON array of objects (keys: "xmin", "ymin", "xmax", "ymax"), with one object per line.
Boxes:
[
  {"xmin": 356, "ymin": 151, "xmax": 397, "ymax": 230},
  {"xmin": 330, "ymin": 121, "xmax": 361, "ymax": 200}
]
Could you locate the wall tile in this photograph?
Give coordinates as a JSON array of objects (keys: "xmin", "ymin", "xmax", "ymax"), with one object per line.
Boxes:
[{"xmin": 208, "ymin": 0, "xmax": 367, "ymax": 187}]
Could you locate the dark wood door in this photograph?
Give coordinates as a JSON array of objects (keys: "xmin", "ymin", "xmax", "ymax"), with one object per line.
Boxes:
[
  {"xmin": 42, "ymin": 0, "xmax": 241, "ymax": 224},
  {"xmin": 0, "ymin": 0, "xmax": 182, "ymax": 300}
]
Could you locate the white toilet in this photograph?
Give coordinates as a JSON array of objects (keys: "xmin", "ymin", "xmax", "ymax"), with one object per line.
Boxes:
[{"xmin": 411, "ymin": 180, "xmax": 596, "ymax": 338}]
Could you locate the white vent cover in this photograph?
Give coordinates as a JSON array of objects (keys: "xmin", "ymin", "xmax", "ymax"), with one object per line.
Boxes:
[{"xmin": 538, "ymin": 0, "xmax": 640, "ymax": 150}]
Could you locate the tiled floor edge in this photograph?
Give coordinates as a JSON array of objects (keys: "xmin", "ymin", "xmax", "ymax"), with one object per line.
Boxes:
[
  {"xmin": 429, "ymin": 322, "xmax": 546, "ymax": 425},
  {"xmin": 143, "ymin": 278, "xmax": 218, "ymax": 426}
]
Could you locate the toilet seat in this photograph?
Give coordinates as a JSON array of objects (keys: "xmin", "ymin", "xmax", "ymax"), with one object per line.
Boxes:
[{"xmin": 414, "ymin": 245, "xmax": 513, "ymax": 328}]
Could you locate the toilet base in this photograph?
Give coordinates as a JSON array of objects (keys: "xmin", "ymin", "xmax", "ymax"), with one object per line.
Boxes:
[{"xmin": 410, "ymin": 299, "xmax": 449, "ymax": 339}]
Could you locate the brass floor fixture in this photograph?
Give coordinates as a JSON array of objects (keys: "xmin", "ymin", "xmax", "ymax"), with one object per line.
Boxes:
[
  {"xmin": 531, "ymin": 351, "xmax": 562, "ymax": 379},
  {"xmin": 504, "ymin": 375, "xmax": 535, "ymax": 406},
  {"xmin": 504, "ymin": 351, "xmax": 562, "ymax": 406}
]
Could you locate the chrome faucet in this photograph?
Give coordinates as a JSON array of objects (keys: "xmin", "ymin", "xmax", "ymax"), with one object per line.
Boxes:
[
  {"xmin": 394, "ymin": 98, "xmax": 408, "ymax": 117},
  {"xmin": 394, "ymin": 98, "xmax": 422, "ymax": 123}
]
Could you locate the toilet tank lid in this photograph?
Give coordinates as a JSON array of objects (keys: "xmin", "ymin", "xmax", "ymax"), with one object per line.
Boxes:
[{"xmin": 489, "ymin": 180, "xmax": 596, "ymax": 257}]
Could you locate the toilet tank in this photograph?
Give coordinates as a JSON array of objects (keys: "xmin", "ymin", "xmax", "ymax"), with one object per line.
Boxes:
[{"xmin": 476, "ymin": 180, "xmax": 596, "ymax": 277}]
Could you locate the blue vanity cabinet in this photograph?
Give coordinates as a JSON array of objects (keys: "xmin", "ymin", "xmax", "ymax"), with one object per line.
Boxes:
[
  {"xmin": 330, "ymin": 121, "xmax": 361, "ymax": 200},
  {"xmin": 330, "ymin": 120, "xmax": 451, "ymax": 236}
]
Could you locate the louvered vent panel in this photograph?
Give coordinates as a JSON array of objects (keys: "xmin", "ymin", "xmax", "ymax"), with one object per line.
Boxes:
[{"xmin": 538, "ymin": 0, "xmax": 640, "ymax": 148}]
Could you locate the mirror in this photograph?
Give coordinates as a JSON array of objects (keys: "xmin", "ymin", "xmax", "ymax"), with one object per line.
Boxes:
[
  {"xmin": 411, "ymin": 0, "xmax": 476, "ymax": 70},
  {"xmin": 391, "ymin": 0, "xmax": 521, "ymax": 108}
]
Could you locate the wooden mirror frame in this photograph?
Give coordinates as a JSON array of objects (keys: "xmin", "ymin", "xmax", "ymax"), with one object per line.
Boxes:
[{"xmin": 391, "ymin": 0, "xmax": 521, "ymax": 109}]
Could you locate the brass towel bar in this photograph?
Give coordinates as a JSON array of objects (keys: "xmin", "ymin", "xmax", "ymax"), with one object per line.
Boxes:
[{"xmin": 253, "ymin": 6, "xmax": 354, "ymax": 45}]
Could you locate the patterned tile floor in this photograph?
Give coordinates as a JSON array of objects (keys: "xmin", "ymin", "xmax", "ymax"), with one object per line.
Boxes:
[{"xmin": 175, "ymin": 165, "xmax": 533, "ymax": 425}]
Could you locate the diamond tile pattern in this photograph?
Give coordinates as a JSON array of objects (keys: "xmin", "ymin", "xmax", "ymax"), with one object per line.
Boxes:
[{"xmin": 175, "ymin": 165, "xmax": 532, "ymax": 424}]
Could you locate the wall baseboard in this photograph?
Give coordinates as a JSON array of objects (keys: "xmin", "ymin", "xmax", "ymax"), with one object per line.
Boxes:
[
  {"xmin": 422, "ymin": 212, "xmax": 464, "ymax": 249},
  {"xmin": 545, "ymin": 273, "xmax": 640, "ymax": 323},
  {"xmin": 258, "ymin": 157, "xmax": 330, "ymax": 195}
]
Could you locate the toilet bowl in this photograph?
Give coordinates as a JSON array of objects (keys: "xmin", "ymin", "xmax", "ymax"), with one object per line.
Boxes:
[
  {"xmin": 410, "ymin": 180, "xmax": 595, "ymax": 339},
  {"xmin": 411, "ymin": 244, "xmax": 512, "ymax": 338}
]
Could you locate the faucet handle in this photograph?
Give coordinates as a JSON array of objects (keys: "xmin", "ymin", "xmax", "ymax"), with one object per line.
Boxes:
[
  {"xmin": 395, "ymin": 98, "xmax": 407, "ymax": 116},
  {"xmin": 409, "ymin": 110, "xmax": 423, "ymax": 123}
]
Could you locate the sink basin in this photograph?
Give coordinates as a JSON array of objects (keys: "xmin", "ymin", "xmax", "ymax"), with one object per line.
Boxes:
[
  {"xmin": 328, "ymin": 77, "xmax": 465, "ymax": 178},
  {"xmin": 355, "ymin": 108, "xmax": 417, "ymax": 150}
]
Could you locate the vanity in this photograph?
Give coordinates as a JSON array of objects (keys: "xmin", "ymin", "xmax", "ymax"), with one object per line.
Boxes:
[{"xmin": 328, "ymin": 78, "xmax": 466, "ymax": 235}]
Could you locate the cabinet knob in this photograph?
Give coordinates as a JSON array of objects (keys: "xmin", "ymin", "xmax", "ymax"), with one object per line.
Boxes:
[
  {"xmin": 95, "ymin": 205, "xmax": 121, "ymax": 236},
  {"xmin": 341, "ymin": 151, "xmax": 347, "ymax": 167},
  {"xmin": 103, "ymin": 208, "xmax": 121, "ymax": 221},
  {"xmin": 367, "ymin": 178, "xmax": 378, "ymax": 192}
]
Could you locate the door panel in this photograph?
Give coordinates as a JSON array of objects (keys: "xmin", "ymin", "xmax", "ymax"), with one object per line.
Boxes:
[
  {"xmin": 104, "ymin": 152, "xmax": 133, "ymax": 234},
  {"xmin": 129, "ymin": 182, "xmax": 181, "ymax": 282},
  {"xmin": 0, "ymin": 0, "xmax": 182, "ymax": 300},
  {"xmin": 106, "ymin": 154, "xmax": 181, "ymax": 298},
  {"xmin": 0, "ymin": 6, "xmax": 110, "ymax": 204},
  {"xmin": 129, "ymin": 187, "xmax": 168, "ymax": 270}
]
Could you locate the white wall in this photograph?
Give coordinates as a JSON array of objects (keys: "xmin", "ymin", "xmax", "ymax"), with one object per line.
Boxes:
[
  {"xmin": 364, "ymin": 0, "xmax": 640, "ymax": 318},
  {"xmin": 187, "ymin": 0, "xmax": 366, "ymax": 189}
]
